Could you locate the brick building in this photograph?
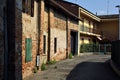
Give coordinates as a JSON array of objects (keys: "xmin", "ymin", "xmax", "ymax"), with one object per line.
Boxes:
[
  {"xmin": 0, "ymin": 0, "xmax": 81, "ymax": 80},
  {"xmin": 0, "ymin": 0, "xmax": 119, "ymax": 80},
  {"xmin": 56, "ymin": 0, "xmax": 119, "ymax": 52},
  {"xmin": 22, "ymin": 0, "xmax": 81, "ymax": 79}
]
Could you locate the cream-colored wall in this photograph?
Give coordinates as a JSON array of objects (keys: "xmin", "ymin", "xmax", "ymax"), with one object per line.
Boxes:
[
  {"xmin": 50, "ymin": 9, "xmax": 67, "ymax": 61},
  {"xmin": 83, "ymin": 19, "xmax": 95, "ymax": 29},
  {"xmin": 80, "ymin": 13, "xmax": 98, "ymax": 30},
  {"xmin": 98, "ymin": 20, "xmax": 119, "ymax": 41},
  {"xmin": 80, "ymin": 36, "xmax": 93, "ymax": 44},
  {"xmin": 22, "ymin": 1, "xmax": 39, "ymax": 78}
]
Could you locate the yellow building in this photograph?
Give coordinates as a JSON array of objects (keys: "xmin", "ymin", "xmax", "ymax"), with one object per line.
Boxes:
[
  {"xmin": 98, "ymin": 14, "xmax": 119, "ymax": 42},
  {"xmin": 79, "ymin": 7, "xmax": 101, "ymax": 45},
  {"xmin": 56, "ymin": 1, "xmax": 119, "ymax": 53}
]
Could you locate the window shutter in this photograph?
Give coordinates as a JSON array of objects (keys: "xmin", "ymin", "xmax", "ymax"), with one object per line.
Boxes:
[
  {"xmin": 25, "ymin": 38, "xmax": 32, "ymax": 62},
  {"xmin": 31, "ymin": 0, "xmax": 34, "ymax": 17}
]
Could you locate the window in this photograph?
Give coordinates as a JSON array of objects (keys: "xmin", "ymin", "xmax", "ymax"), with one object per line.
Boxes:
[
  {"xmin": 81, "ymin": 38, "xmax": 84, "ymax": 44},
  {"xmin": 54, "ymin": 38, "xmax": 57, "ymax": 53},
  {"xmin": 81, "ymin": 18, "xmax": 84, "ymax": 31},
  {"xmin": 25, "ymin": 38, "xmax": 32, "ymax": 62},
  {"xmin": 89, "ymin": 39, "xmax": 91, "ymax": 43},
  {"xmin": 43, "ymin": 35, "xmax": 46, "ymax": 54},
  {"xmin": 22, "ymin": 0, "xmax": 34, "ymax": 17}
]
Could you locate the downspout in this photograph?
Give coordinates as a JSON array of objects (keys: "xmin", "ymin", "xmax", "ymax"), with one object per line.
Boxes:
[
  {"xmin": 4, "ymin": 6, "xmax": 8, "ymax": 80},
  {"xmin": 78, "ymin": 7, "xmax": 81, "ymax": 56},
  {"xmin": 48, "ymin": 6, "xmax": 51, "ymax": 62},
  {"xmin": 35, "ymin": 0, "xmax": 40, "ymax": 69}
]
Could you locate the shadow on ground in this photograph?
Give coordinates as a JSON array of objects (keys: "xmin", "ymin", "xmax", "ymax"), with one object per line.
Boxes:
[{"xmin": 66, "ymin": 61, "xmax": 120, "ymax": 80}]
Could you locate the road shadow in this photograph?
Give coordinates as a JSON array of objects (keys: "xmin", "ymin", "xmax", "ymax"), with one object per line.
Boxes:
[{"xmin": 66, "ymin": 61, "xmax": 120, "ymax": 80}]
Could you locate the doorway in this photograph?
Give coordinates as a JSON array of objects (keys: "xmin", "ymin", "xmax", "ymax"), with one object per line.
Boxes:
[{"xmin": 70, "ymin": 31, "xmax": 78, "ymax": 55}]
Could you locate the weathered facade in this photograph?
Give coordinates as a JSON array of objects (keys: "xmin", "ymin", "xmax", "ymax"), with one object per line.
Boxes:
[
  {"xmin": 9, "ymin": 0, "xmax": 80, "ymax": 79},
  {"xmin": 56, "ymin": 0, "xmax": 101, "ymax": 54},
  {"xmin": 0, "ymin": 0, "xmax": 119, "ymax": 80},
  {"xmin": 42, "ymin": 0, "xmax": 80, "ymax": 62}
]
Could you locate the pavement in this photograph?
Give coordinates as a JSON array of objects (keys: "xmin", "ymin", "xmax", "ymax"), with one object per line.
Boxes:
[{"xmin": 24, "ymin": 55, "xmax": 120, "ymax": 80}]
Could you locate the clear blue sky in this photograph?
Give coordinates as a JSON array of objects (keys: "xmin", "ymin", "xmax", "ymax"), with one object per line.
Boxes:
[{"xmin": 65, "ymin": 0, "xmax": 120, "ymax": 15}]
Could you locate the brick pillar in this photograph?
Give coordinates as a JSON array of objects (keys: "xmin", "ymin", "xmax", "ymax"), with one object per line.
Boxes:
[
  {"xmin": 39, "ymin": 0, "xmax": 44, "ymax": 64},
  {"xmin": 67, "ymin": 18, "xmax": 71, "ymax": 55},
  {"xmin": 48, "ymin": 8, "xmax": 54, "ymax": 61}
]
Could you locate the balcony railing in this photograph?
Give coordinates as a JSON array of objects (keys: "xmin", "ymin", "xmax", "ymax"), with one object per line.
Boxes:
[{"xmin": 80, "ymin": 26, "xmax": 101, "ymax": 35}]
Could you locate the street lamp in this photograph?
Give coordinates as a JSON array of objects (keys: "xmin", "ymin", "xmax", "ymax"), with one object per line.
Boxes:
[{"xmin": 116, "ymin": 5, "xmax": 120, "ymax": 40}]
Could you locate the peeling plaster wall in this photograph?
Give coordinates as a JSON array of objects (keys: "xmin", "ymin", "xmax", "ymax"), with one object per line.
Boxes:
[
  {"xmin": 50, "ymin": 10, "xmax": 67, "ymax": 61},
  {"xmin": 21, "ymin": 2, "xmax": 38, "ymax": 78}
]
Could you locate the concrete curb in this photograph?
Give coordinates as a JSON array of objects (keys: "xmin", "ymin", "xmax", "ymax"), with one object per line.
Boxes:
[{"xmin": 109, "ymin": 59, "xmax": 120, "ymax": 77}]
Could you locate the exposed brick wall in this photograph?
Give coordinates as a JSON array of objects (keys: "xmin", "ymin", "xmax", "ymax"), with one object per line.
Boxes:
[
  {"xmin": 54, "ymin": 11, "xmax": 66, "ymax": 30},
  {"xmin": 50, "ymin": 9, "xmax": 67, "ymax": 61},
  {"xmin": 48, "ymin": 7, "xmax": 79, "ymax": 61},
  {"xmin": 55, "ymin": 0, "xmax": 79, "ymax": 17},
  {"xmin": 68, "ymin": 18, "xmax": 79, "ymax": 55},
  {"xmin": 39, "ymin": 0, "xmax": 45, "ymax": 65},
  {"xmin": 68, "ymin": 19, "xmax": 78, "ymax": 31},
  {"xmin": 22, "ymin": 9, "xmax": 38, "ymax": 79},
  {"xmin": 41, "ymin": 5, "xmax": 49, "ymax": 64},
  {"xmin": 15, "ymin": 1, "xmax": 40, "ymax": 79}
]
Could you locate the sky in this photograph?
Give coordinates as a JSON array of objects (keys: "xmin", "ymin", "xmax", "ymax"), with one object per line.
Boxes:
[{"xmin": 65, "ymin": 0, "xmax": 120, "ymax": 15}]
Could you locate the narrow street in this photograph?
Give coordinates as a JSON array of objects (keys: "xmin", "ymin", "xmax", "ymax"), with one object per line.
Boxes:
[{"xmin": 24, "ymin": 55, "xmax": 120, "ymax": 80}]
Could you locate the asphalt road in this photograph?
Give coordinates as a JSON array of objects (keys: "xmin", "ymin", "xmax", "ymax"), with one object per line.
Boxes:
[{"xmin": 24, "ymin": 55, "xmax": 120, "ymax": 80}]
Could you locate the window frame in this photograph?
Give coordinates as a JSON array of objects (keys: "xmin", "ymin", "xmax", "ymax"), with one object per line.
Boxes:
[
  {"xmin": 43, "ymin": 35, "xmax": 46, "ymax": 54},
  {"xmin": 54, "ymin": 37, "xmax": 57, "ymax": 53}
]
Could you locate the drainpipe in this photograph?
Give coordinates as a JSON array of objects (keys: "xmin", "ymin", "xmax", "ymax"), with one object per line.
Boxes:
[
  {"xmin": 35, "ymin": 0, "xmax": 40, "ymax": 69},
  {"xmin": 78, "ymin": 7, "xmax": 81, "ymax": 56},
  {"xmin": 3, "ymin": 6, "xmax": 8, "ymax": 80},
  {"xmin": 48, "ymin": 7, "xmax": 51, "ymax": 62}
]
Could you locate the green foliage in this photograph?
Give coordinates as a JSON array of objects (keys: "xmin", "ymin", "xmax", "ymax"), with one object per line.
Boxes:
[
  {"xmin": 47, "ymin": 60, "xmax": 57, "ymax": 65},
  {"xmin": 69, "ymin": 53, "xmax": 73, "ymax": 59},
  {"xmin": 80, "ymin": 43, "xmax": 99, "ymax": 53},
  {"xmin": 41, "ymin": 63, "xmax": 46, "ymax": 71},
  {"xmin": 33, "ymin": 67, "xmax": 38, "ymax": 73}
]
